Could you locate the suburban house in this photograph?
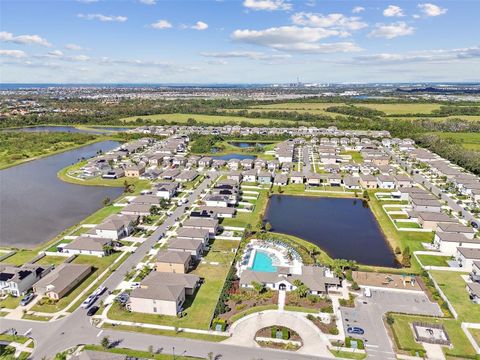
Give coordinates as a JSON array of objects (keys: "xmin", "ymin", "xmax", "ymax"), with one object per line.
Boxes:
[
  {"xmin": 289, "ymin": 172, "xmax": 304, "ymax": 184},
  {"xmin": 128, "ymin": 272, "xmax": 201, "ymax": 316},
  {"xmin": 156, "ymin": 250, "xmax": 192, "ymax": 274},
  {"xmin": 411, "ymin": 198, "xmax": 443, "ymax": 213},
  {"xmin": 456, "ymin": 247, "xmax": 480, "ymax": 272},
  {"xmin": 343, "ymin": 176, "xmax": 361, "ymax": 190},
  {"xmin": 416, "ymin": 212, "xmax": 456, "ymax": 231},
  {"xmin": 240, "ymin": 266, "xmax": 340, "ymax": 295},
  {"xmin": 92, "ymin": 214, "xmax": 138, "ymax": 240},
  {"xmin": 226, "ymin": 171, "xmax": 242, "ymax": 183},
  {"xmin": 394, "ymin": 174, "xmax": 413, "ymax": 188},
  {"xmin": 242, "ymin": 169, "xmax": 257, "ymax": 183},
  {"xmin": 125, "ymin": 164, "xmax": 146, "ymax": 178},
  {"xmin": 257, "ymin": 172, "xmax": 272, "ymax": 185},
  {"xmin": 376, "ymin": 175, "xmax": 396, "ymax": 189},
  {"xmin": 204, "ymin": 194, "xmax": 230, "ymax": 208},
  {"xmin": 433, "ymin": 232, "xmax": 480, "ymax": 255},
  {"xmin": 359, "ymin": 174, "xmax": 377, "ymax": 189},
  {"xmin": 182, "ymin": 217, "xmax": 219, "ymax": 237},
  {"xmin": 176, "ymin": 170, "xmax": 198, "ymax": 183},
  {"xmin": 121, "ymin": 203, "xmax": 152, "ymax": 216},
  {"xmin": 155, "ymin": 182, "xmax": 179, "ymax": 200},
  {"xmin": 61, "ymin": 236, "xmax": 113, "ymax": 257},
  {"xmin": 101, "ymin": 168, "xmax": 125, "ymax": 179},
  {"xmin": 306, "ymin": 173, "xmax": 322, "ymax": 186},
  {"xmin": 0, "ymin": 264, "xmax": 52, "ymax": 297},
  {"xmin": 467, "ymin": 282, "xmax": 480, "ymax": 304},
  {"xmin": 33, "ymin": 263, "xmax": 92, "ymax": 300},
  {"xmin": 198, "ymin": 157, "xmax": 212, "ymax": 168},
  {"xmin": 273, "ymin": 173, "xmax": 288, "ymax": 186},
  {"xmin": 436, "ymin": 222, "xmax": 476, "ymax": 240},
  {"xmin": 195, "ymin": 206, "xmax": 236, "ymax": 218},
  {"xmin": 176, "ymin": 228, "xmax": 210, "ymax": 245},
  {"xmin": 160, "ymin": 169, "xmax": 181, "ymax": 180},
  {"xmin": 168, "ymin": 238, "xmax": 204, "ymax": 259}
]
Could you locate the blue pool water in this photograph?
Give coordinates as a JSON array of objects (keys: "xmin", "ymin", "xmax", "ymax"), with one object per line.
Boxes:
[{"xmin": 251, "ymin": 251, "xmax": 277, "ymax": 272}]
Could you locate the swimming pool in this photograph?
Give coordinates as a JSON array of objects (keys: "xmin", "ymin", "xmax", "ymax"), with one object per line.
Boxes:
[{"xmin": 251, "ymin": 250, "xmax": 277, "ymax": 272}]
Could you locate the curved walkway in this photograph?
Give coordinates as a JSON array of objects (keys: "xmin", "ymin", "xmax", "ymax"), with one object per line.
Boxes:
[{"xmin": 224, "ymin": 310, "xmax": 332, "ymax": 357}]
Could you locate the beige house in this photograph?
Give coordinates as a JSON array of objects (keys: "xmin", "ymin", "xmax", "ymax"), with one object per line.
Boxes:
[
  {"xmin": 125, "ymin": 164, "xmax": 145, "ymax": 178},
  {"xmin": 156, "ymin": 250, "xmax": 192, "ymax": 274},
  {"xmin": 33, "ymin": 263, "xmax": 92, "ymax": 300},
  {"xmin": 128, "ymin": 272, "xmax": 200, "ymax": 316}
]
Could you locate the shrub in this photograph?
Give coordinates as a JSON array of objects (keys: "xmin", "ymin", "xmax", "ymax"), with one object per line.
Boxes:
[
  {"xmin": 321, "ymin": 305, "xmax": 334, "ymax": 313},
  {"xmin": 282, "ymin": 328, "xmax": 290, "ymax": 340},
  {"xmin": 351, "ymin": 281, "xmax": 360, "ymax": 290},
  {"xmin": 329, "ymin": 327, "xmax": 339, "ymax": 335},
  {"xmin": 386, "ymin": 314, "xmax": 395, "ymax": 325}
]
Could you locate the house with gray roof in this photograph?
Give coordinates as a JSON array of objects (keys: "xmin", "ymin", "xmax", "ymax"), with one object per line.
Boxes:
[
  {"xmin": 168, "ymin": 238, "xmax": 204, "ymax": 260},
  {"xmin": 61, "ymin": 236, "xmax": 113, "ymax": 257},
  {"xmin": 0, "ymin": 264, "xmax": 52, "ymax": 297}
]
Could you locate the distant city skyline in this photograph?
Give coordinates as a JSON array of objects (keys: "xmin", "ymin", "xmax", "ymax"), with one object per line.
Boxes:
[{"xmin": 1, "ymin": 0, "xmax": 479, "ymax": 83}]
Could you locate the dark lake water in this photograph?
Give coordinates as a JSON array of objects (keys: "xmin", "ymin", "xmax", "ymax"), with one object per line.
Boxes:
[
  {"xmin": 264, "ymin": 195, "xmax": 398, "ymax": 267},
  {"xmin": 212, "ymin": 154, "xmax": 257, "ymax": 161},
  {"xmin": 0, "ymin": 141, "xmax": 123, "ymax": 248},
  {"xmin": 228, "ymin": 142, "xmax": 272, "ymax": 148}
]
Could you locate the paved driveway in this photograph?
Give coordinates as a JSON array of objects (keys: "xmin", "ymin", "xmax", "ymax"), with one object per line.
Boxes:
[{"xmin": 341, "ymin": 289, "xmax": 442, "ymax": 360}]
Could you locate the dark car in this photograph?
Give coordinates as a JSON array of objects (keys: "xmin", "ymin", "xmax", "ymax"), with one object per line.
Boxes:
[
  {"xmin": 347, "ymin": 327, "xmax": 365, "ymax": 335},
  {"xmin": 87, "ymin": 306, "xmax": 99, "ymax": 316}
]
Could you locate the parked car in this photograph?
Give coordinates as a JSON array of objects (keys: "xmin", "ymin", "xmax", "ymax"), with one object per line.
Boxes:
[
  {"xmin": 81, "ymin": 295, "xmax": 97, "ymax": 309},
  {"xmin": 20, "ymin": 293, "xmax": 35, "ymax": 306},
  {"xmin": 347, "ymin": 327, "xmax": 365, "ymax": 335},
  {"xmin": 93, "ymin": 285, "xmax": 107, "ymax": 297},
  {"xmin": 131, "ymin": 282, "xmax": 141, "ymax": 289},
  {"xmin": 86, "ymin": 306, "xmax": 99, "ymax": 316}
]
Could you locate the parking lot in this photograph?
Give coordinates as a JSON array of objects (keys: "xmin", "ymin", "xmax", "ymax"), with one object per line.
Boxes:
[{"xmin": 341, "ymin": 289, "xmax": 442, "ymax": 360}]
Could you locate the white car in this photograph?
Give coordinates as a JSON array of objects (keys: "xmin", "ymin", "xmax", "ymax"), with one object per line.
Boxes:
[
  {"xmin": 81, "ymin": 295, "xmax": 96, "ymax": 309},
  {"xmin": 131, "ymin": 282, "xmax": 141, "ymax": 289}
]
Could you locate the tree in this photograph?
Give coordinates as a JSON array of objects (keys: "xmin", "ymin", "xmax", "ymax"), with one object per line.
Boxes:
[
  {"xmin": 159, "ymin": 198, "xmax": 170, "ymax": 210},
  {"xmin": 386, "ymin": 314, "xmax": 395, "ymax": 325},
  {"xmin": 401, "ymin": 246, "xmax": 411, "ymax": 267},
  {"xmin": 394, "ymin": 246, "xmax": 401, "ymax": 255},
  {"xmin": 101, "ymin": 336, "xmax": 110, "ymax": 349},
  {"xmin": 102, "ymin": 196, "xmax": 111, "ymax": 206},
  {"xmin": 265, "ymin": 222, "xmax": 272, "ymax": 232},
  {"xmin": 150, "ymin": 205, "xmax": 161, "ymax": 215},
  {"xmin": 251, "ymin": 281, "xmax": 265, "ymax": 294},
  {"xmin": 293, "ymin": 280, "xmax": 309, "ymax": 298},
  {"xmin": 103, "ymin": 243, "xmax": 114, "ymax": 255}
]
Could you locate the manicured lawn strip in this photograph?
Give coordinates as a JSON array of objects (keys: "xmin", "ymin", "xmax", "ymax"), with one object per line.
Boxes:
[
  {"xmin": 0, "ymin": 334, "xmax": 30, "ymax": 344},
  {"xmin": 221, "ymin": 189, "xmax": 269, "ymax": 231},
  {"xmin": 469, "ymin": 328, "xmax": 480, "ymax": 347},
  {"xmin": 416, "ymin": 255, "xmax": 451, "ymax": 267},
  {"xmin": 83, "ymin": 345, "xmax": 201, "ymax": 360},
  {"xmin": 284, "ymin": 306, "xmax": 319, "ymax": 313},
  {"xmin": 31, "ymin": 253, "xmax": 121, "ymax": 313},
  {"xmin": 229, "ymin": 304, "xmax": 278, "ymax": 324},
  {"xmin": 0, "ymin": 250, "xmax": 38, "ymax": 266},
  {"xmin": 101, "ymin": 323, "xmax": 228, "ymax": 342},
  {"xmin": 108, "ymin": 240, "xmax": 238, "ymax": 330},
  {"xmin": 389, "ymin": 313, "xmax": 476, "ymax": 359},
  {"xmin": 22, "ymin": 313, "xmax": 52, "ymax": 321},
  {"xmin": 429, "ymin": 270, "xmax": 480, "ymax": 322},
  {"xmin": 82, "ymin": 204, "xmax": 124, "ymax": 224},
  {"xmin": 330, "ymin": 350, "xmax": 366, "ymax": 359},
  {"xmin": 119, "ymin": 113, "xmax": 297, "ymax": 126}
]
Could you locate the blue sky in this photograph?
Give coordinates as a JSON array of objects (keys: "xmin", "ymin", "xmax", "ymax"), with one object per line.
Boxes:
[{"xmin": 1, "ymin": 0, "xmax": 479, "ymax": 83}]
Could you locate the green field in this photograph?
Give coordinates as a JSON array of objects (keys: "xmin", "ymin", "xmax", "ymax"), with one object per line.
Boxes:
[
  {"xmin": 433, "ymin": 132, "xmax": 480, "ymax": 151},
  {"xmin": 119, "ymin": 113, "xmax": 297, "ymax": 125}
]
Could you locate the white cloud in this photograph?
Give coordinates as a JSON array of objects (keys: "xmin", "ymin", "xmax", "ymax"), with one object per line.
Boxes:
[
  {"xmin": 232, "ymin": 26, "xmax": 361, "ymax": 53},
  {"xmin": 0, "ymin": 31, "xmax": 51, "ymax": 47},
  {"xmin": 150, "ymin": 20, "xmax": 172, "ymax": 29},
  {"xmin": 418, "ymin": 3, "xmax": 447, "ymax": 17},
  {"xmin": 243, "ymin": 0, "xmax": 292, "ymax": 11},
  {"xmin": 291, "ymin": 12, "xmax": 368, "ymax": 31},
  {"xmin": 65, "ymin": 43, "xmax": 83, "ymax": 51},
  {"xmin": 67, "ymin": 55, "xmax": 91, "ymax": 62},
  {"xmin": 78, "ymin": 13, "xmax": 127, "ymax": 22},
  {"xmin": 0, "ymin": 49, "xmax": 27, "ymax": 58},
  {"xmin": 352, "ymin": 6, "xmax": 365, "ymax": 14},
  {"xmin": 383, "ymin": 5, "xmax": 405, "ymax": 17},
  {"xmin": 353, "ymin": 46, "xmax": 480, "ymax": 64},
  {"xmin": 200, "ymin": 51, "xmax": 291, "ymax": 60},
  {"xmin": 139, "ymin": 0, "xmax": 156, "ymax": 4},
  {"xmin": 76, "ymin": 0, "xmax": 99, "ymax": 3},
  {"xmin": 368, "ymin": 22, "xmax": 414, "ymax": 39},
  {"xmin": 191, "ymin": 21, "xmax": 208, "ymax": 30},
  {"xmin": 47, "ymin": 50, "xmax": 64, "ymax": 57}
]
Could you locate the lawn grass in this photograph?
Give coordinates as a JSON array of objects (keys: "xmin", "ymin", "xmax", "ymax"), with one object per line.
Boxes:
[
  {"xmin": 330, "ymin": 350, "xmax": 366, "ymax": 359},
  {"xmin": 31, "ymin": 253, "xmax": 121, "ymax": 313},
  {"xmin": 22, "ymin": 313, "xmax": 52, "ymax": 321},
  {"xmin": 82, "ymin": 204, "xmax": 124, "ymax": 224},
  {"xmin": 416, "ymin": 254, "xmax": 450, "ymax": 267},
  {"xmin": 433, "ymin": 132, "xmax": 480, "ymax": 151},
  {"xmin": 0, "ymin": 295, "xmax": 21, "ymax": 309},
  {"xmin": 429, "ymin": 270, "xmax": 480, "ymax": 322},
  {"xmin": 221, "ymin": 189, "xmax": 269, "ymax": 231},
  {"xmin": 34, "ymin": 255, "xmax": 67, "ymax": 266},
  {"xmin": 469, "ymin": 328, "xmax": 480, "ymax": 347},
  {"xmin": 101, "ymin": 323, "xmax": 228, "ymax": 342},
  {"xmin": 340, "ymin": 150, "xmax": 364, "ymax": 163},
  {"xmin": 108, "ymin": 240, "xmax": 239, "ymax": 330},
  {"xmin": 389, "ymin": 313, "xmax": 477, "ymax": 359},
  {"xmin": 229, "ymin": 304, "xmax": 278, "ymax": 324},
  {"xmin": 119, "ymin": 113, "xmax": 297, "ymax": 126},
  {"xmin": 83, "ymin": 345, "xmax": 201, "ymax": 360}
]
